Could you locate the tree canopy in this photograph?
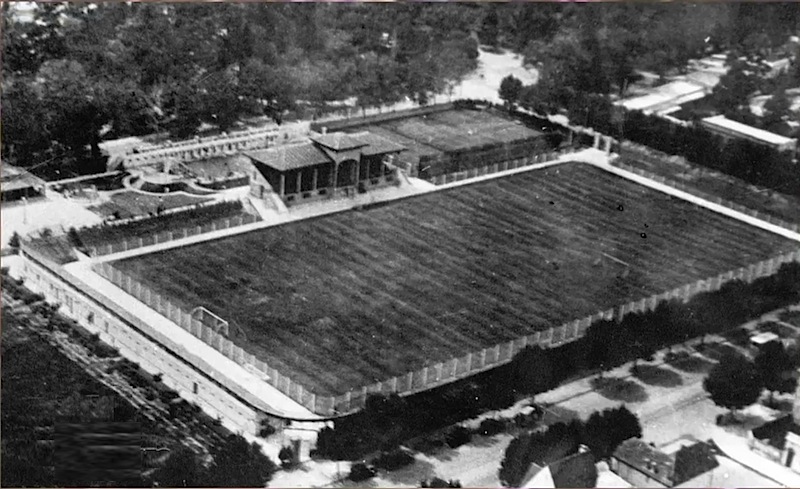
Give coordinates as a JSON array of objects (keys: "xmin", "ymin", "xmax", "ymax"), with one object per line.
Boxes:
[{"xmin": 703, "ymin": 352, "xmax": 763, "ymax": 413}]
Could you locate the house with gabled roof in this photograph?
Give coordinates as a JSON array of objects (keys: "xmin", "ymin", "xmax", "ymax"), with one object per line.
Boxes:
[
  {"xmin": 610, "ymin": 437, "xmax": 719, "ymax": 488},
  {"xmin": 521, "ymin": 445, "xmax": 598, "ymax": 488}
]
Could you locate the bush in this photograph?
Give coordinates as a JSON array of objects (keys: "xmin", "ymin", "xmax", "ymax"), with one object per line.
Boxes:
[
  {"xmin": 421, "ymin": 478, "xmax": 462, "ymax": 488},
  {"xmin": 477, "ymin": 418, "xmax": 506, "ymax": 437},
  {"xmin": 259, "ymin": 424, "xmax": 276, "ymax": 439},
  {"xmin": 372, "ymin": 448, "xmax": 415, "ymax": 471},
  {"xmin": 8, "ymin": 232, "xmax": 21, "ymax": 248},
  {"xmin": 444, "ymin": 426, "xmax": 471, "ymax": 449},
  {"xmin": 348, "ymin": 463, "xmax": 376, "ymax": 482},
  {"xmin": 278, "ymin": 446, "xmax": 295, "ymax": 468}
]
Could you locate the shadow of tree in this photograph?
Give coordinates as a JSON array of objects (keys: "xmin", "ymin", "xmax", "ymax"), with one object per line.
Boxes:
[
  {"xmin": 382, "ymin": 458, "xmax": 437, "ymax": 486},
  {"xmin": 667, "ymin": 352, "xmax": 715, "ymax": 374},
  {"xmin": 590, "ymin": 376, "xmax": 649, "ymax": 403},
  {"xmin": 632, "ymin": 364, "xmax": 684, "ymax": 387},
  {"xmin": 541, "ymin": 404, "xmax": 581, "ymax": 425}
]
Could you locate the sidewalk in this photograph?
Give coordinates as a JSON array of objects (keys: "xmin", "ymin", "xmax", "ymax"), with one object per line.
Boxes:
[{"xmin": 713, "ymin": 430, "xmax": 800, "ymax": 488}]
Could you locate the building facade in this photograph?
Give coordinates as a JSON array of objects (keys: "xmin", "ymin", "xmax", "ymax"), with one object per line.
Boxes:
[{"xmin": 245, "ymin": 131, "xmax": 406, "ymax": 206}]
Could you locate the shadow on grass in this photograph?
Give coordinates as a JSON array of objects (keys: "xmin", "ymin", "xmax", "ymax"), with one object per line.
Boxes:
[
  {"xmin": 590, "ymin": 376, "xmax": 648, "ymax": 403},
  {"xmin": 541, "ymin": 404, "xmax": 580, "ymax": 425},
  {"xmin": 632, "ymin": 364, "xmax": 684, "ymax": 388},
  {"xmin": 382, "ymin": 458, "xmax": 437, "ymax": 486},
  {"xmin": 667, "ymin": 351, "xmax": 715, "ymax": 374}
]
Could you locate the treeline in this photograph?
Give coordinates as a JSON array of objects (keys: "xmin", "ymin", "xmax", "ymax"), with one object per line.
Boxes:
[
  {"xmin": 313, "ymin": 262, "xmax": 800, "ymax": 460},
  {"xmin": 499, "ymin": 406, "xmax": 641, "ymax": 487},
  {"xmin": 2, "ymin": 3, "xmax": 481, "ymax": 175},
  {"xmin": 518, "ymin": 90, "xmax": 800, "ymax": 199}
]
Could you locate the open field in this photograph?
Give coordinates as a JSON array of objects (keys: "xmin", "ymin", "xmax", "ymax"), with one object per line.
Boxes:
[
  {"xmin": 112, "ymin": 162, "xmax": 799, "ymax": 396},
  {"xmin": 368, "ymin": 108, "xmax": 542, "ymax": 154},
  {"xmin": 90, "ymin": 190, "xmax": 212, "ymax": 220},
  {"xmin": 616, "ymin": 152, "xmax": 800, "ymax": 225}
]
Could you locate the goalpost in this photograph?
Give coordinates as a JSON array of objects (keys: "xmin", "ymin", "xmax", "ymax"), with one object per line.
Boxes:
[{"xmin": 190, "ymin": 306, "xmax": 230, "ymax": 337}]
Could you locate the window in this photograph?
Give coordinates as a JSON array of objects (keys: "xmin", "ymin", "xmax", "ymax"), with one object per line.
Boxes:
[
  {"xmin": 193, "ymin": 382, "xmax": 198, "ymax": 395},
  {"xmin": 104, "ymin": 321, "xmax": 109, "ymax": 333},
  {"xmin": 87, "ymin": 312, "xmax": 95, "ymax": 324}
]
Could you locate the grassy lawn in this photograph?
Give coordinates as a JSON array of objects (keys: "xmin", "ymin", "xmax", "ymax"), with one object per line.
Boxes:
[
  {"xmin": 112, "ymin": 162, "xmax": 799, "ymax": 397},
  {"xmin": 90, "ymin": 190, "xmax": 213, "ymax": 220},
  {"xmin": 615, "ymin": 153, "xmax": 800, "ymax": 225}
]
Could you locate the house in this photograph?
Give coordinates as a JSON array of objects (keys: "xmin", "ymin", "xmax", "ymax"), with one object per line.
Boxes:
[
  {"xmin": 700, "ymin": 115, "xmax": 797, "ymax": 153},
  {"xmin": 1, "ymin": 165, "xmax": 47, "ymax": 202},
  {"xmin": 244, "ymin": 130, "xmax": 406, "ymax": 206},
  {"xmin": 521, "ymin": 445, "xmax": 598, "ymax": 488},
  {"xmin": 749, "ymin": 380, "xmax": 800, "ymax": 473},
  {"xmin": 610, "ymin": 438, "xmax": 719, "ymax": 488}
]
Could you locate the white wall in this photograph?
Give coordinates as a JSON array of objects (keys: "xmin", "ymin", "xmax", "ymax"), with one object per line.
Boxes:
[{"xmin": 18, "ymin": 255, "xmax": 275, "ymax": 436}]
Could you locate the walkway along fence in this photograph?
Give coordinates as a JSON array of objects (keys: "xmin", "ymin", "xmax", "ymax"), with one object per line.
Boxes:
[
  {"xmin": 93, "ymin": 248, "xmax": 800, "ymax": 417},
  {"xmin": 88, "ymin": 213, "xmax": 261, "ymax": 257},
  {"xmin": 429, "ymin": 148, "xmax": 579, "ymax": 186},
  {"xmin": 612, "ymin": 150, "xmax": 800, "ymax": 233}
]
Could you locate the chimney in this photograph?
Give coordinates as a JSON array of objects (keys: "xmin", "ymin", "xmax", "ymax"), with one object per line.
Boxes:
[{"xmin": 322, "ymin": 127, "xmax": 328, "ymax": 135}]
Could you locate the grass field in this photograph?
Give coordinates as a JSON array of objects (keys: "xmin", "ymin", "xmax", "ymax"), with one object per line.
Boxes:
[
  {"xmin": 91, "ymin": 190, "xmax": 213, "ymax": 220},
  {"xmin": 616, "ymin": 152, "xmax": 800, "ymax": 225},
  {"xmin": 377, "ymin": 109, "xmax": 541, "ymax": 153},
  {"xmin": 112, "ymin": 162, "xmax": 799, "ymax": 396}
]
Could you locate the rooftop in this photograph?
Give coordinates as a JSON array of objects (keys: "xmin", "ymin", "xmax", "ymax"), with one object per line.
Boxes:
[
  {"xmin": 701, "ymin": 115, "xmax": 797, "ymax": 147},
  {"xmin": 752, "ymin": 414, "xmax": 800, "ymax": 450},
  {"xmin": 245, "ymin": 131, "xmax": 405, "ymax": 171},
  {"xmin": 613, "ymin": 438, "xmax": 719, "ymax": 487},
  {"xmin": 613, "ymin": 438, "xmax": 674, "ymax": 486},
  {"xmin": 1, "ymin": 165, "xmax": 46, "ymax": 192}
]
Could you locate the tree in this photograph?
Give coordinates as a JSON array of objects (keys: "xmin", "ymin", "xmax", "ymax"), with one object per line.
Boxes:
[
  {"xmin": 499, "ymin": 75, "xmax": 523, "ymax": 110},
  {"xmin": 710, "ymin": 59, "xmax": 763, "ymax": 115},
  {"xmin": 510, "ymin": 346, "xmax": 555, "ymax": 395},
  {"xmin": 703, "ymin": 352, "xmax": 762, "ymax": 418},
  {"xmin": 152, "ymin": 446, "xmax": 204, "ymax": 488},
  {"xmin": 754, "ymin": 341, "xmax": 797, "ymax": 405},
  {"xmin": 206, "ymin": 435, "xmax": 277, "ymax": 487},
  {"xmin": 8, "ymin": 232, "xmax": 21, "ymax": 249},
  {"xmin": 278, "ymin": 445, "xmax": 295, "ymax": 468},
  {"xmin": 762, "ymin": 84, "xmax": 792, "ymax": 129},
  {"xmin": 479, "ymin": 6, "xmax": 500, "ymax": 49}
]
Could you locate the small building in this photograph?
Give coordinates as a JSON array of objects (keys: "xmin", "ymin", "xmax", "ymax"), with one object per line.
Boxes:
[
  {"xmin": 700, "ymin": 115, "xmax": 797, "ymax": 152},
  {"xmin": 521, "ymin": 445, "xmax": 598, "ymax": 488},
  {"xmin": 245, "ymin": 131, "xmax": 406, "ymax": 206},
  {"xmin": 749, "ymin": 414, "xmax": 800, "ymax": 471},
  {"xmin": 749, "ymin": 378, "xmax": 800, "ymax": 473},
  {"xmin": 610, "ymin": 438, "xmax": 719, "ymax": 488},
  {"xmin": 1, "ymin": 165, "xmax": 47, "ymax": 202}
]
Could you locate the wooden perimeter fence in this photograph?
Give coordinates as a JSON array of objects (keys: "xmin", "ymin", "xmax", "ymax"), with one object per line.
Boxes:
[{"xmin": 93, "ymin": 248, "xmax": 800, "ymax": 416}]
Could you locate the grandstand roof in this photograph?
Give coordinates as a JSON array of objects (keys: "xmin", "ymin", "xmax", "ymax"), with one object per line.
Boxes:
[{"xmin": 245, "ymin": 131, "xmax": 405, "ymax": 171}]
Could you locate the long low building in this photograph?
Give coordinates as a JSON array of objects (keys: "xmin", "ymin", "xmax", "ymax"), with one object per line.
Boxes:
[
  {"xmin": 1, "ymin": 165, "xmax": 46, "ymax": 202},
  {"xmin": 700, "ymin": 115, "xmax": 797, "ymax": 152}
]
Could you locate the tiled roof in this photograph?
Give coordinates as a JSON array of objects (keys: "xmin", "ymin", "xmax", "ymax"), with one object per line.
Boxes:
[
  {"xmin": 245, "ymin": 143, "xmax": 332, "ymax": 171},
  {"xmin": 549, "ymin": 450, "xmax": 598, "ymax": 488},
  {"xmin": 246, "ymin": 131, "xmax": 406, "ymax": 171},
  {"xmin": 349, "ymin": 131, "xmax": 407, "ymax": 156},
  {"xmin": 310, "ymin": 132, "xmax": 369, "ymax": 151}
]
